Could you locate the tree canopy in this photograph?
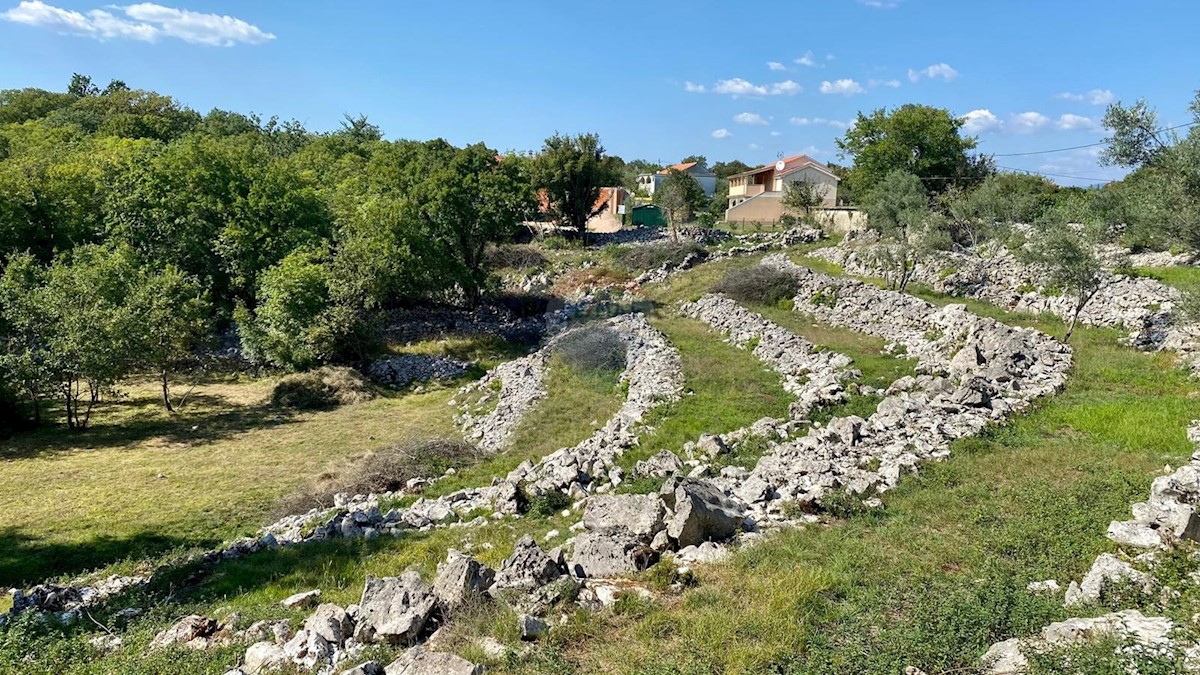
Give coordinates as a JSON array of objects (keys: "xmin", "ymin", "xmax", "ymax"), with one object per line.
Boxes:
[{"xmin": 836, "ymin": 104, "xmax": 992, "ymax": 199}]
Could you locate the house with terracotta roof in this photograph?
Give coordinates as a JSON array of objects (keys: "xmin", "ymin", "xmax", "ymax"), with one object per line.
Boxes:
[
  {"xmin": 530, "ymin": 186, "xmax": 631, "ymax": 233},
  {"xmin": 636, "ymin": 161, "xmax": 718, "ymax": 197},
  {"xmin": 725, "ymin": 154, "xmax": 839, "ymax": 221}
]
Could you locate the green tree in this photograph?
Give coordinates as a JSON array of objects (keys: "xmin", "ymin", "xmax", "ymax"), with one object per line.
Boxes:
[
  {"xmin": 532, "ymin": 132, "xmax": 622, "ymax": 238},
  {"xmin": 837, "ymin": 104, "xmax": 992, "ymax": 199},
  {"xmin": 236, "ymin": 248, "xmax": 335, "ymax": 371},
  {"xmin": 1101, "ymin": 92, "xmax": 1200, "ymax": 254},
  {"xmin": 654, "ymin": 169, "xmax": 706, "ymax": 235},
  {"xmin": 126, "ymin": 264, "xmax": 210, "ymax": 411},
  {"xmin": 712, "ymin": 160, "xmax": 752, "ymax": 179},
  {"xmin": 1019, "ymin": 223, "xmax": 1111, "ymax": 342},
  {"xmin": 781, "ymin": 180, "xmax": 824, "ymax": 223},
  {"xmin": 861, "ymin": 170, "xmax": 935, "ymax": 291},
  {"xmin": 943, "ymin": 173, "xmax": 1056, "ymax": 250},
  {"xmin": 402, "ymin": 143, "xmax": 535, "ymax": 303}
]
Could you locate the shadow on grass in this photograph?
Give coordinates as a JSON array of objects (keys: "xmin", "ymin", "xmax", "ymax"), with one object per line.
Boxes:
[
  {"xmin": 0, "ymin": 526, "xmax": 215, "ymax": 589},
  {"xmin": 0, "ymin": 393, "xmax": 303, "ymax": 461}
]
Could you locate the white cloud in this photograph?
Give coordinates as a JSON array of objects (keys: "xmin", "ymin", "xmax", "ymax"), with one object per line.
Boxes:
[
  {"xmin": 712, "ymin": 128, "xmax": 732, "ymax": 139},
  {"xmin": 961, "ymin": 109, "xmax": 1001, "ymax": 134},
  {"xmin": 689, "ymin": 77, "xmax": 800, "ymax": 97},
  {"xmin": 0, "ymin": 0, "xmax": 274, "ymax": 45},
  {"xmin": 769, "ymin": 80, "xmax": 802, "ymax": 95},
  {"xmin": 1056, "ymin": 113, "xmax": 1099, "ymax": 131},
  {"xmin": 857, "ymin": 0, "xmax": 900, "ymax": 7},
  {"xmin": 734, "ymin": 112, "xmax": 769, "ymax": 125},
  {"xmin": 795, "ymin": 51, "xmax": 818, "ymax": 67},
  {"xmin": 819, "ymin": 78, "xmax": 865, "ymax": 96},
  {"xmin": 1055, "ymin": 89, "xmax": 1115, "ymax": 106},
  {"xmin": 868, "ymin": 78, "xmax": 901, "ymax": 89},
  {"xmin": 769, "ymin": 131, "xmax": 783, "ymax": 137},
  {"xmin": 767, "ymin": 61, "xmax": 788, "ymax": 71},
  {"xmin": 790, "ymin": 116, "xmax": 850, "ymax": 129},
  {"xmin": 748, "ymin": 143, "xmax": 760, "ymax": 150},
  {"xmin": 908, "ymin": 63, "xmax": 959, "ymax": 83},
  {"xmin": 1010, "ymin": 111, "xmax": 1050, "ymax": 133}
]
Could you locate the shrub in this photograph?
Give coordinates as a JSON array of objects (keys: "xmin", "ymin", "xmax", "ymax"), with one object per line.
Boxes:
[
  {"xmin": 613, "ymin": 240, "xmax": 706, "ymax": 271},
  {"xmin": 485, "ymin": 244, "xmax": 547, "ymax": 270},
  {"xmin": 551, "ymin": 325, "xmax": 627, "ymax": 374},
  {"xmin": 273, "ymin": 437, "xmax": 482, "ymax": 516},
  {"xmin": 270, "ymin": 366, "xmax": 376, "ymax": 410},
  {"xmin": 712, "ymin": 266, "xmax": 800, "ymax": 306},
  {"xmin": 527, "ymin": 489, "xmax": 572, "ymax": 517}
]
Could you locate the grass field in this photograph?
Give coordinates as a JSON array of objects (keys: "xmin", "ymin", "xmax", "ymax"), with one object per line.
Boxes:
[{"xmin": 3, "ymin": 248, "xmax": 1199, "ymax": 673}]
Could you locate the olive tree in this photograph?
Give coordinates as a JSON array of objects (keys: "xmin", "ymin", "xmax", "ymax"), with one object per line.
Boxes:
[{"xmin": 861, "ymin": 170, "xmax": 936, "ymax": 291}]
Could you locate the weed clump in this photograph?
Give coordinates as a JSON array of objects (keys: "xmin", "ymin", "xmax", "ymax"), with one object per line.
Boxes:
[
  {"xmin": 271, "ymin": 366, "xmax": 376, "ymax": 410},
  {"xmin": 552, "ymin": 326, "xmax": 628, "ymax": 374},
  {"xmin": 713, "ymin": 266, "xmax": 799, "ymax": 306},
  {"xmin": 613, "ymin": 240, "xmax": 706, "ymax": 272},
  {"xmin": 273, "ymin": 437, "xmax": 482, "ymax": 516}
]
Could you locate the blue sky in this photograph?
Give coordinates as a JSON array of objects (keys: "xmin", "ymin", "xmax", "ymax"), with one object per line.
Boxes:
[{"xmin": 3, "ymin": 0, "xmax": 1199, "ymax": 185}]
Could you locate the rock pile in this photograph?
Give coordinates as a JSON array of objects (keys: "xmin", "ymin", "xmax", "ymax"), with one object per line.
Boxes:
[
  {"xmin": 264, "ymin": 313, "xmax": 682, "ymax": 547},
  {"xmin": 815, "ymin": 238, "xmax": 1200, "ymax": 373},
  {"xmin": 712, "ymin": 256, "xmax": 1073, "ymax": 527},
  {"xmin": 455, "ymin": 351, "xmax": 550, "ymax": 453},
  {"xmin": 367, "ymin": 355, "xmax": 471, "ymax": 388},
  {"xmin": 5, "ymin": 575, "xmax": 146, "ymax": 625}
]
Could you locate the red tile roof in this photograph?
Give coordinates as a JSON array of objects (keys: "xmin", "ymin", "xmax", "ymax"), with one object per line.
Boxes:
[
  {"xmin": 657, "ymin": 161, "xmax": 699, "ymax": 175},
  {"xmin": 731, "ymin": 154, "xmax": 837, "ymax": 180}
]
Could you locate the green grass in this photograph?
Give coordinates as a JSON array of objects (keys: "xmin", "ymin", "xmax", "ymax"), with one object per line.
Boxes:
[
  {"xmin": 0, "ymin": 376, "xmax": 457, "ymax": 589},
  {"xmin": 1134, "ymin": 265, "xmax": 1200, "ymax": 295},
  {"xmin": 613, "ymin": 313, "xmax": 793, "ymax": 478}
]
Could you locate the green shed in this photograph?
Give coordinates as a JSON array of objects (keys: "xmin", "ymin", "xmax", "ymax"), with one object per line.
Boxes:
[{"xmin": 631, "ymin": 204, "xmax": 667, "ymax": 228}]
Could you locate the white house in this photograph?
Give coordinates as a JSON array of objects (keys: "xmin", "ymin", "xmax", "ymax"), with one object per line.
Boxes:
[
  {"xmin": 637, "ymin": 161, "xmax": 718, "ymax": 197},
  {"xmin": 725, "ymin": 154, "xmax": 840, "ymax": 221}
]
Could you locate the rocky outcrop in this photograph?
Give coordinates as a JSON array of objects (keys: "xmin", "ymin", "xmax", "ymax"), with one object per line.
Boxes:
[
  {"xmin": 383, "ymin": 646, "xmax": 483, "ymax": 675},
  {"xmin": 1108, "ymin": 421, "xmax": 1200, "ymax": 549},
  {"xmin": 982, "ymin": 610, "xmax": 1185, "ymax": 674},
  {"xmin": 433, "ymin": 550, "xmax": 495, "ymax": 612}
]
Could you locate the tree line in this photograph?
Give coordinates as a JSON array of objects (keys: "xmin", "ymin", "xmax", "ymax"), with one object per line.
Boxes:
[{"xmin": 0, "ymin": 75, "xmax": 719, "ymax": 431}]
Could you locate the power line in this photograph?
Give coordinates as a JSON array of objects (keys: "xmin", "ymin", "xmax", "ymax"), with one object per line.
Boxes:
[
  {"xmin": 996, "ymin": 165, "xmax": 1114, "ymax": 184},
  {"xmin": 987, "ymin": 121, "xmax": 1197, "ymax": 157}
]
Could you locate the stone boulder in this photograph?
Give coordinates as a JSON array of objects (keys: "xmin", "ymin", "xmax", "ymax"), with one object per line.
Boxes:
[
  {"xmin": 281, "ymin": 589, "xmax": 321, "ymax": 609},
  {"xmin": 662, "ymin": 477, "xmax": 747, "ymax": 548},
  {"xmin": 634, "ymin": 450, "xmax": 683, "ymax": 479},
  {"xmin": 1063, "ymin": 553, "xmax": 1151, "ymax": 607},
  {"xmin": 354, "ymin": 572, "xmax": 438, "ymax": 645},
  {"xmin": 568, "ymin": 530, "xmax": 658, "ymax": 578},
  {"xmin": 433, "ymin": 550, "xmax": 495, "ymax": 612},
  {"xmin": 304, "ymin": 603, "xmax": 354, "ymax": 646},
  {"xmin": 282, "ymin": 629, "xmax": 333, "ymax": 670},
  {"xmin": 243, "ymin": 641, "xmax": 288, "ymax": 674},
  {"xmin": 384, "ymin": 646, "xmax": 483, "ymax": 675},
  {"xmin": 489, "ymin": 535, "xmax": 563, "ymax": 594},
  {"xmin": 582, "ymin": 494, "xmax": 666, "ymax": 541}
]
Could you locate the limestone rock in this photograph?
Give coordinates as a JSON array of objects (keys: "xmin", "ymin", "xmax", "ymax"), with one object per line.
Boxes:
[
  {"xmin": 384, "ymin": 646, "xmax": 483, "ymax": 675},
  {"xmin": 149, "ymin": 614, "xmax": 220, "ymax": 650},
  {"xmin": 433, "ymin": 550, "xmax": 495, "ymax": 612},
  {"xmin": 490, "ymin": 535, "xmax": 563, "ymax": 594},
  {"xmin": 281, "ymin": 589, "xmax": 321, "ymax": 609},
  {"xmin": 634, "ymin": 450, "xmax": 683, "ymax": 479},
  {"xmin": 568, "ymin": 530, "xmax": 658, "ymax": 578},
  {"xmin": 338, "ymin": 662, "xmax": 385, "ymax": 675},
  {"xmin": 243, "ymin": 641, "xmax": 288, "ymax": 674},
  {"xmin": 1063, "ymin": 553, "xmax": 1151, "ymax": 607},
  {"xmin": 518, "ymin": 613, "xmax": 548, "ymax": 641},
  {"xmin": 665, "ymin": 478, "xmax": 747, "ymax": 548},
  {"xmin": 304, "ymin": 603, "xmax": 353, "ymax": 646},
  {"xmin": 355, "ymin": 572, "xmax": 438, "ymax": 645},
  {"xmin": 582, "ymin": 494, "xmax": 666, "ymax": 540},
  {"xmin": 283, "ymin": 628, "xmax": 333, "ymax": 669}
]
